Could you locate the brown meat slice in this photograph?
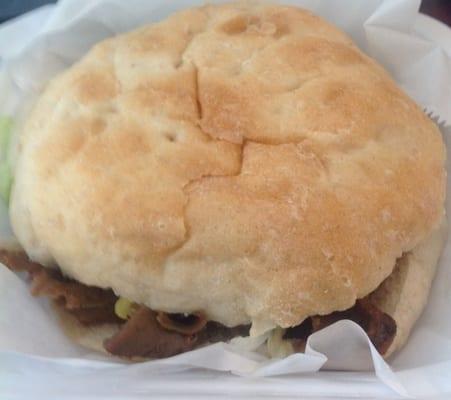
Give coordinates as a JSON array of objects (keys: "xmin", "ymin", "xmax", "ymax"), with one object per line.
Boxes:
[
  {"xmin": 199, "ymin": 322, "xmax": 250, "ymax": 344},
  {"xmin": 0, "ymin": 249, "xmax": 120, "ymax": 325},
  {"xmin": 105, "ymin": 309, "xmax": 250, "ymax": 358},
  {"xmin": 60, "ymin": 301, "xmax": 121, "ymax": 325},
  {"xmin": 105, "ymin": 309, "xmax": 251, "ymax": 359},
  {"xmin": 0, "ymin": 249, "xmax": 42, "ymax": 273},
  {"xmin": 284, "ymin": 299, "xmax": 397, "ymax": 355},
  {"xmin": 104, "ymin": 306, "xmax": 198, "ymax": 358},
  {"xmin": 156, "ymin": 312, "xmax": 207, "ymax": 335},
  {"xmin": 29, "ymin": 267, "xmax": 118, "ymax": 310}
]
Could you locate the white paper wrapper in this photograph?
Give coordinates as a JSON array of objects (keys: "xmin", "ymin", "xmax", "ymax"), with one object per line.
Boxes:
[{"xmin": 0, "ymin": 1, "xmax": 450, "ymax": 398}]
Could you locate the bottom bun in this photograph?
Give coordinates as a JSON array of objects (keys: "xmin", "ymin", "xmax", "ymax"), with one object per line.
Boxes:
[{"xmin": 369, "ymin": 216, "xmax": 447, "ymax": 358}]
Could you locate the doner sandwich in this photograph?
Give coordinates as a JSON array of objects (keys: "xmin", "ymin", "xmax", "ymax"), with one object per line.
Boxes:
[{"xmin": 0, "ymin": 2, "xmax": 446, "ymax": 359}]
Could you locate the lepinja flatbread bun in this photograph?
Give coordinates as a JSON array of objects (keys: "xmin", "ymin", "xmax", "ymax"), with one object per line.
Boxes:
[{"xmin": 0, "ymin": 2, "xmax": 446, "ymax": 360}]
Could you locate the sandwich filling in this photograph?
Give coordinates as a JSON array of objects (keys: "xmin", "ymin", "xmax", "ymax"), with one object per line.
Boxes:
[{"xmin": 0, "ymin": 249, "xmax": 396, "ymax": 358}]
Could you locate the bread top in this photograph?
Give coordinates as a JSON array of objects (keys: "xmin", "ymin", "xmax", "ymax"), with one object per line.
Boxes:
[{"xmin": 10, "ymin": 3, "xmax": 446, "ymax": 330}]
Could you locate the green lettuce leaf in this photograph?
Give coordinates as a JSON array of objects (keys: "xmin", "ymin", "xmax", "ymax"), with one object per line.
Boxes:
[
  {"xmin": 0, "ymin": 162, "xmax": 12, "ymax": 204},
  {"xmin": 0, "ymin": 117, "xmax": 13, "ymax": 204}
]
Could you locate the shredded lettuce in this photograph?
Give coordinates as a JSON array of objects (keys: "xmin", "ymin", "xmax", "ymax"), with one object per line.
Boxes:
[
  {"xmin": 0, "ymin": 117, "xmax": 13, "ymax": 204},
  {"xmin": 0, "ymin": 116, "xmax": 12, "ymax": 155},
  {"xmin": 0, "ymin": 163, "xmax": 12, "ymax": 204},
  {"xmin": 266, "ymin": 328, "xmax": 295, "ymax": 358},
  {"xmin": 229, "ymin": 330, "xmax": 271, "ymax": 352}
]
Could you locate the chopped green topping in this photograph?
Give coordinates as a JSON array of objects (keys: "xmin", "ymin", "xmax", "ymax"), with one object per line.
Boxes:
[
  {"xmin": 266, "ymin": 328, "xmax": 294, "ymax": 358},
  {"xmin": 0, "ymin": 116, "xmax": 13, "ymax": 205},
  {"xmin": 114, "ymin": 297, "xmax": 136, "ymax": 320},
  {"xmin": 0, "ymin": 163, "xmax": 12, "ymax": 204},
  {"xmin": 0, "ymin": 117, "xmax": 12, "ymax": 157}
]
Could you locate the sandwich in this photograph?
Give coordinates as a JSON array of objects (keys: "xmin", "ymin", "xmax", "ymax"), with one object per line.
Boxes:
[{"xmin": 0, "ymin": 2, "xmax": 446, "ymax": 360}]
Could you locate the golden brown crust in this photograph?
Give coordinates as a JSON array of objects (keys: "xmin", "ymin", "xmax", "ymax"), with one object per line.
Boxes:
[{"xmin": 10, "ymin": 3, "xmax": 446, "ymax": 329}]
